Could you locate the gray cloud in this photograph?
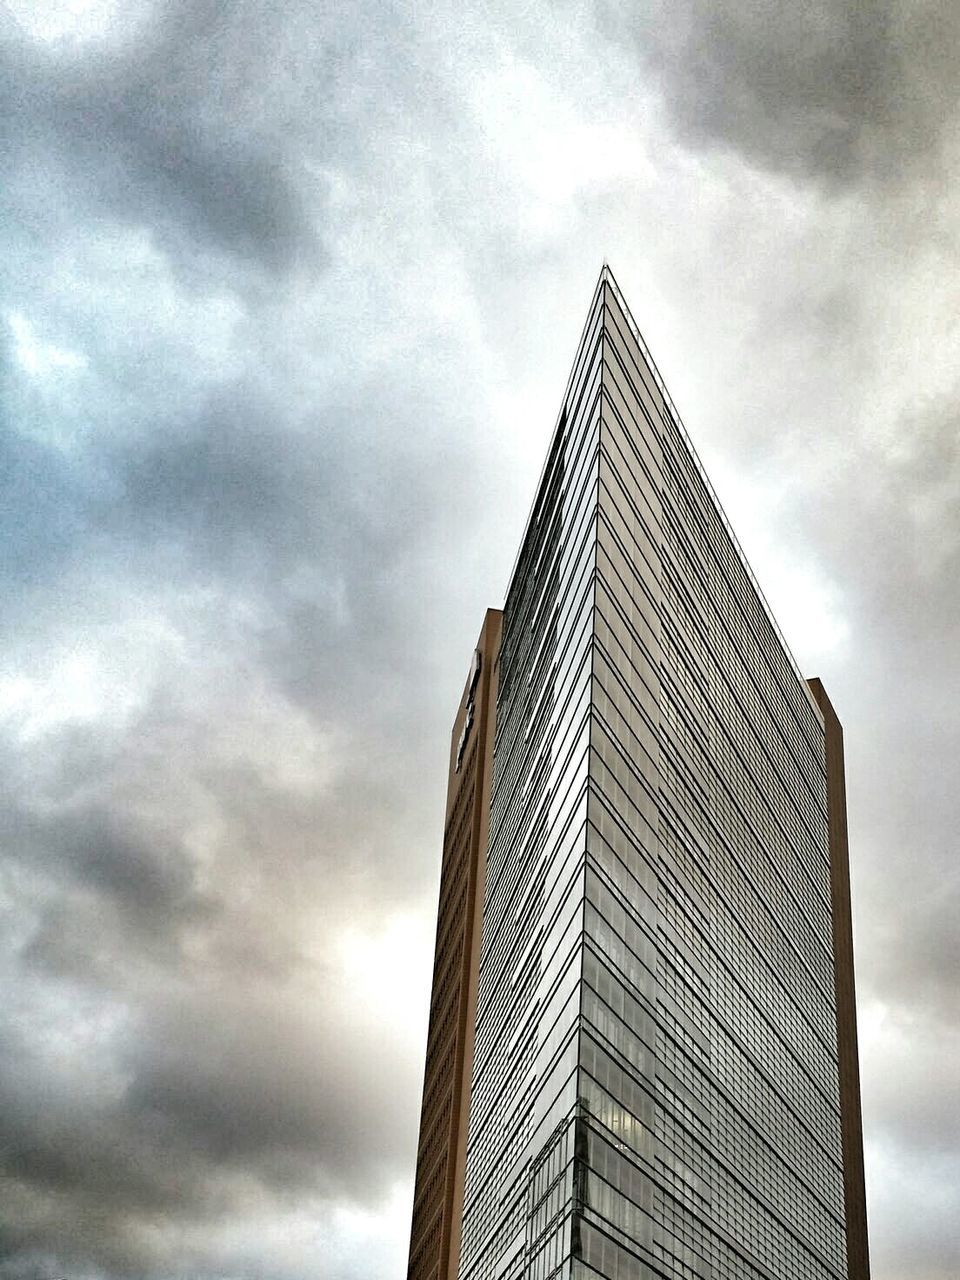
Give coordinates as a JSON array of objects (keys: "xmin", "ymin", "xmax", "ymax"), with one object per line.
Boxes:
[
  {"xmin": 0, "ymin": 0, "xmax": 957, "ymax": 1276},
  {"xmin": 596, "ymin": 0, "xmax": 960, "ymax": 187},
  {"xmin": 0, "ymin": 10, "xmax": 496, "ymax": 1267},
  {"xmin": 0, "ymin": 978, "xmax": 416, "ymax": 1270},
  {"xmin": 0, "ymin": 671, "xmax": 423, "ymax": 1273},
  {"xmin": 0, "ymin": 11, "xmax": 318, "ymax": 278}
]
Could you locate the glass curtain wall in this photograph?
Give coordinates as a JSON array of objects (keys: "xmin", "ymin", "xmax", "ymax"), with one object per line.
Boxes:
[
  {"xmin": 459, "ymin": 270, "xmax": 848, "ymax": 1280},
  {"xmin": 574, "ymin": 279, "xmax": 847, "ymax": 1280},
  {"xmin": 458, "ymin": 280, "xmax": 605, "ymax": 1280}
]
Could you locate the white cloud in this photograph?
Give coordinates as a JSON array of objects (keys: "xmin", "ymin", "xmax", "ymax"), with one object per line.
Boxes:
[
  {"xmin": 5, "ymin": 0, "xmax": 148, "ymax": 48},
  {"xmin": 8, "ymin": 311, "xmax": 87, "ymax": 377}
]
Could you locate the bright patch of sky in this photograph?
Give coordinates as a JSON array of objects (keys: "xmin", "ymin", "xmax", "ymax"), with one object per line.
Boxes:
[
  {"xmin": 6, "ymin": 0, "xmax": 144, "ymax": 46},
  {"xmin": 8, "ymin": 311, "xmax": 87, "ymax": 377}
]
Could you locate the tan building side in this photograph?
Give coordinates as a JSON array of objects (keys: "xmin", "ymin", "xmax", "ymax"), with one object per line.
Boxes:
[
  {"xmin": 407, "ymin": 609, "xmax": 502, "ymax": 1280},
  {"xmin": 808, "ymin": 678, "xmax": 871, "ymax": 1280}
]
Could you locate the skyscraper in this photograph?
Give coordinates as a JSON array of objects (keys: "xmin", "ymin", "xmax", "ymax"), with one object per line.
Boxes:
[{"xmin": 408, "ymin": 268, "xmax": 869, "ymax": 1280}]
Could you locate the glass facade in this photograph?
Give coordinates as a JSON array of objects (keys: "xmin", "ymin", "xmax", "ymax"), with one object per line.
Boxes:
[{"xmin": 455, "ymin": 270, "xmax": 861, "ymax": 1280}]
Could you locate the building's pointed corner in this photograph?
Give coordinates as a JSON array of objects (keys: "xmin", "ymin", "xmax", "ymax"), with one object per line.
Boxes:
[{"xmin": 597, "ymin": 260, "xmax": 619, "ymax": 296}]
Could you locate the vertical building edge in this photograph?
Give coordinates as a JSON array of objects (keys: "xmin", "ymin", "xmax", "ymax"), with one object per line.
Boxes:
[
  {"xmin": 807, "ymin": 677, "xmax": 871, "ymax": 1280},
  {"xmin": 407, "ymin": 608, "xmax": 503, "ymax": 1280},
  {"xmin": 447, "ymin": 609, "xmax": 502, "ymax": 1280}
]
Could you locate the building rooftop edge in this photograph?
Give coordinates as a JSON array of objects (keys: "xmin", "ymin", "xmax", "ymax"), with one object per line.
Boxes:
[{"xmin": 600, "ymin": 265, "xmax": 824, "ymax": 724}]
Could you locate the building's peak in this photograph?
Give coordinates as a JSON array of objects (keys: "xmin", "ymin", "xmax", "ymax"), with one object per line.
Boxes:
[
  {"xmin": 597, "ymin": 266, "xmax": 822, "ymax": 721},
  {"xmin": 501, "ymin": 264, "xmax": 821, "ymax": 720}
]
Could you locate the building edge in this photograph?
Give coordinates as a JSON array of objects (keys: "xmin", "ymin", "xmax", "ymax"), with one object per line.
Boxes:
[
  {"xmin": 407, "ymin": 608, "xmax": 502, "ymax": 1280},
  {"xmin": 807, "ymin": 677, "xmax": 871, "ymax": 1280},
  {"xmin": 446, "ymin": 609, "xmax": 502, "ymax": 1280}
]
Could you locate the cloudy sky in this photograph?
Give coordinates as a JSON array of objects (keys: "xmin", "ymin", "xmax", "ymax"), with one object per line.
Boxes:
[{"xmin": 0, "ymin": 0, "xmax": 957, "ymax": 1276}]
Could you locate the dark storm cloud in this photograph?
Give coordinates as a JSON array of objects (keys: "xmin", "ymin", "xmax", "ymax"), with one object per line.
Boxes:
[
  {"xmin": 596, "ymin": 0, "xmax": 960, "ymax": 186},
  {"xmin": 0, "ymin": 966, "xmax": 415, "ymax": 1206},
  {"xmin": 6, "ymin": 802, "xmax": 210, "ymax": 935},
  {"xmin": 0, "ymin": 641, "xmax": 428, "ymax": 1272},
  {"xmin": 0, "ymin": 0, "xmax": 320, "ymax": 275},
  {"xmin": 0, "ymin": 983, "xmax": 415, "ymax": 1272},
  {"xmin": 106, "ymin": 377, "xmax": 469, "ymax": 592}
]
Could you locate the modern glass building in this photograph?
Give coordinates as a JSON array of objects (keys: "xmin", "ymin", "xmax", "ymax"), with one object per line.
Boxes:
[{"xmin": 409, "ymin": 268, "xmax": 868, "ymax": 1280}]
